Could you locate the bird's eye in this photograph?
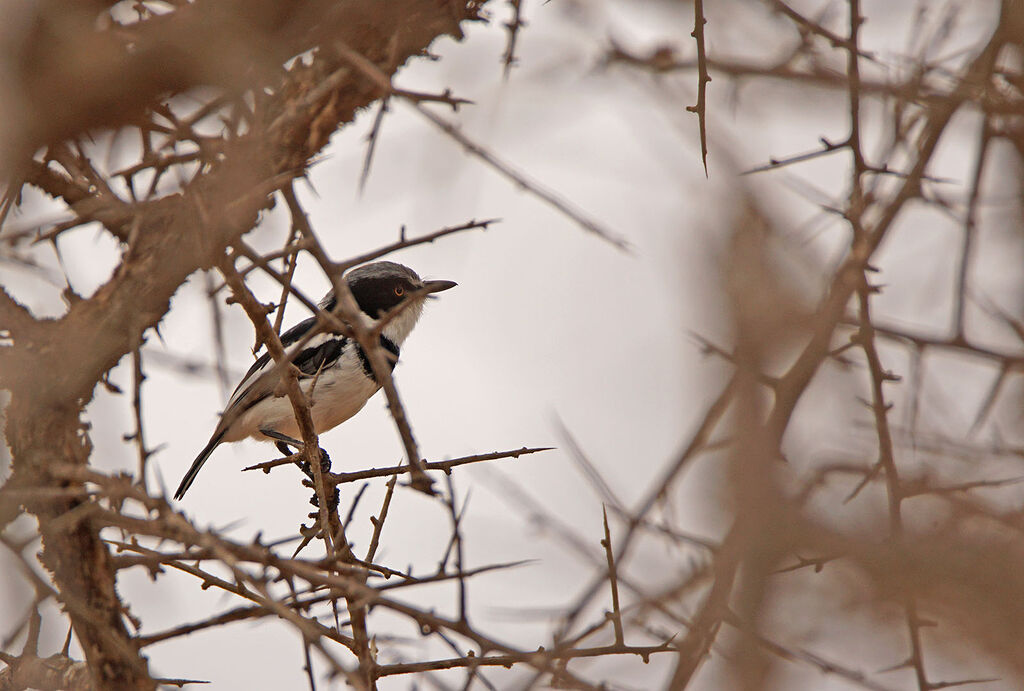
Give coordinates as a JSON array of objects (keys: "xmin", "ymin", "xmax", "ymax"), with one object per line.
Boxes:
[{"xmin": 394, "ymin": 286, "xmax": 405, "ymax": 297}]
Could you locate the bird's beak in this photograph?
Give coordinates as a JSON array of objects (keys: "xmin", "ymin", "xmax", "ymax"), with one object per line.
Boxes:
[{"xmin": 423, "ymin": 279, "xmax": 457, "ymax": 294}]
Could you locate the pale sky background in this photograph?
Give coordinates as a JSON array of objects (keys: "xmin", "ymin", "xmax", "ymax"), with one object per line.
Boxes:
[{"xmin": 2, "ymin": 0, "xmax": 1020, "ymax": 689}]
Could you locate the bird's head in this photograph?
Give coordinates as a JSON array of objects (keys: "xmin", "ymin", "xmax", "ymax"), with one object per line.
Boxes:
[{"xmin": 319, "ymin": 261, "xmax": 456, "ymax": 345}]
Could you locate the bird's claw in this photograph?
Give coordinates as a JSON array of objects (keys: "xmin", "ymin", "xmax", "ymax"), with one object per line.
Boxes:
[
  {"xmin": 298, "ymin": 449, "xmax": 338, "ymax": 511},
  {"xmin": 299, "ymin": 448, "xmax": 332, "ymax": 478}
]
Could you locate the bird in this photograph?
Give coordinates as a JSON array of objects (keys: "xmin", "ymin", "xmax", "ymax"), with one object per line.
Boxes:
[{"xmin": 173, "ymin": 261, "xmax": 456, "ymax": 500}]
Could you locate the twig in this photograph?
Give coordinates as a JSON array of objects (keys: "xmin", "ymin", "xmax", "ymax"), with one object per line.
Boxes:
[
  {"xmin": 502, "ymin": 0, "xmax": 526, "ymax": 79},
  {"xmin": 601, "ymin": 506, "xmax": 624, "ymax": 646},
  {"xmin": 442, "ymin": 475, "xmax": 469, "ymax": 624},
  {"xmin": 359, "ymin": 97, "xmax": 390, "ymax": 193},
  {"xmin": 686, "ymin": 0, "xmax": 711, "ymax": 175},
  {"xmin": 858, "ymin": 279, "xmax": 929, "ymax": 689},
  {"xmin": 741, "ymin": 136, "xmax": 848, "ymax": 175},
  {"xmin": 365, "ymin": 475, "xmax": 398, "ymax": 565},
  {"xmin": 216, "ymin": 255, "xmax": 336, "ymax": 559},
  {"xmin": 129, "ymin": 345, "xmax": 153, "ymax": 490}
]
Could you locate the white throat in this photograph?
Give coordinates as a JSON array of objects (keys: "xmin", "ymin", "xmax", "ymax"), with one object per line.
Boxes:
[{"xmin": 380, "ymin": 298, "xmax": 426, "ymax": 347}]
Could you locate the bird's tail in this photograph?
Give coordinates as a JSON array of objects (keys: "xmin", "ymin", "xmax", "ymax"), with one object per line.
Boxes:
[{"xmin": 174, "ymin": 430, "xmax": 226, "ymax": 500}]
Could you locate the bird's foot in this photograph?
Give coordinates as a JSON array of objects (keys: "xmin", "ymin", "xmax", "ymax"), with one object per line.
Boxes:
[
  {"xmin": 299, "ymin": 448, "xmax": 337, "ymax": 510},
  {"xmin": 299, "ymin": 448, "xmax": 332, "ymax": 479}
]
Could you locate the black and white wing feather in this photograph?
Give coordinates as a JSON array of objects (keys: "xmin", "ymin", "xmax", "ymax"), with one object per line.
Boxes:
[{"xmin": 174, "ymin": 316, "xmax": 344, "ymax": 499}]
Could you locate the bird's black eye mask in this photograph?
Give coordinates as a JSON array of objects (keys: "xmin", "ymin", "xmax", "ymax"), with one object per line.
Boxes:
[{"xmin": 348, "ymin": 276, "xmax": 419, "ymax": 318}]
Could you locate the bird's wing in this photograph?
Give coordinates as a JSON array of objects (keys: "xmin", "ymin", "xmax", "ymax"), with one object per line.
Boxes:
[
  {"xmin": 280, "ymin": 315, "xmax": 319, "ymax": 348},
  {"xmin": 293, "ymin": 335, "xmax": 346, "ymax": 376},
  {"xmin": 223, "ymin": 316, "xmax": 317, "ymax": 410},
  {"xmin": 217, "ymin": 317, "xmax": 347, "ymax": 432},
  {"xmin": 180, "ymin": 314, "xmax": 347, "ymax": 497}
]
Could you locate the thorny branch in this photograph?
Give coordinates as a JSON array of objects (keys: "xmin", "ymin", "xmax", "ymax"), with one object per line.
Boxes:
[{"xmin": 687, "ymin": 0, "xmax": 711, "ymax": 175}]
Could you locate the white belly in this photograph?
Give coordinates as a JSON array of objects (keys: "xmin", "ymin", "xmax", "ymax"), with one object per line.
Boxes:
[{"xmin": 222, "ymin": 345, "xmax": 381, "ymax": 443}]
